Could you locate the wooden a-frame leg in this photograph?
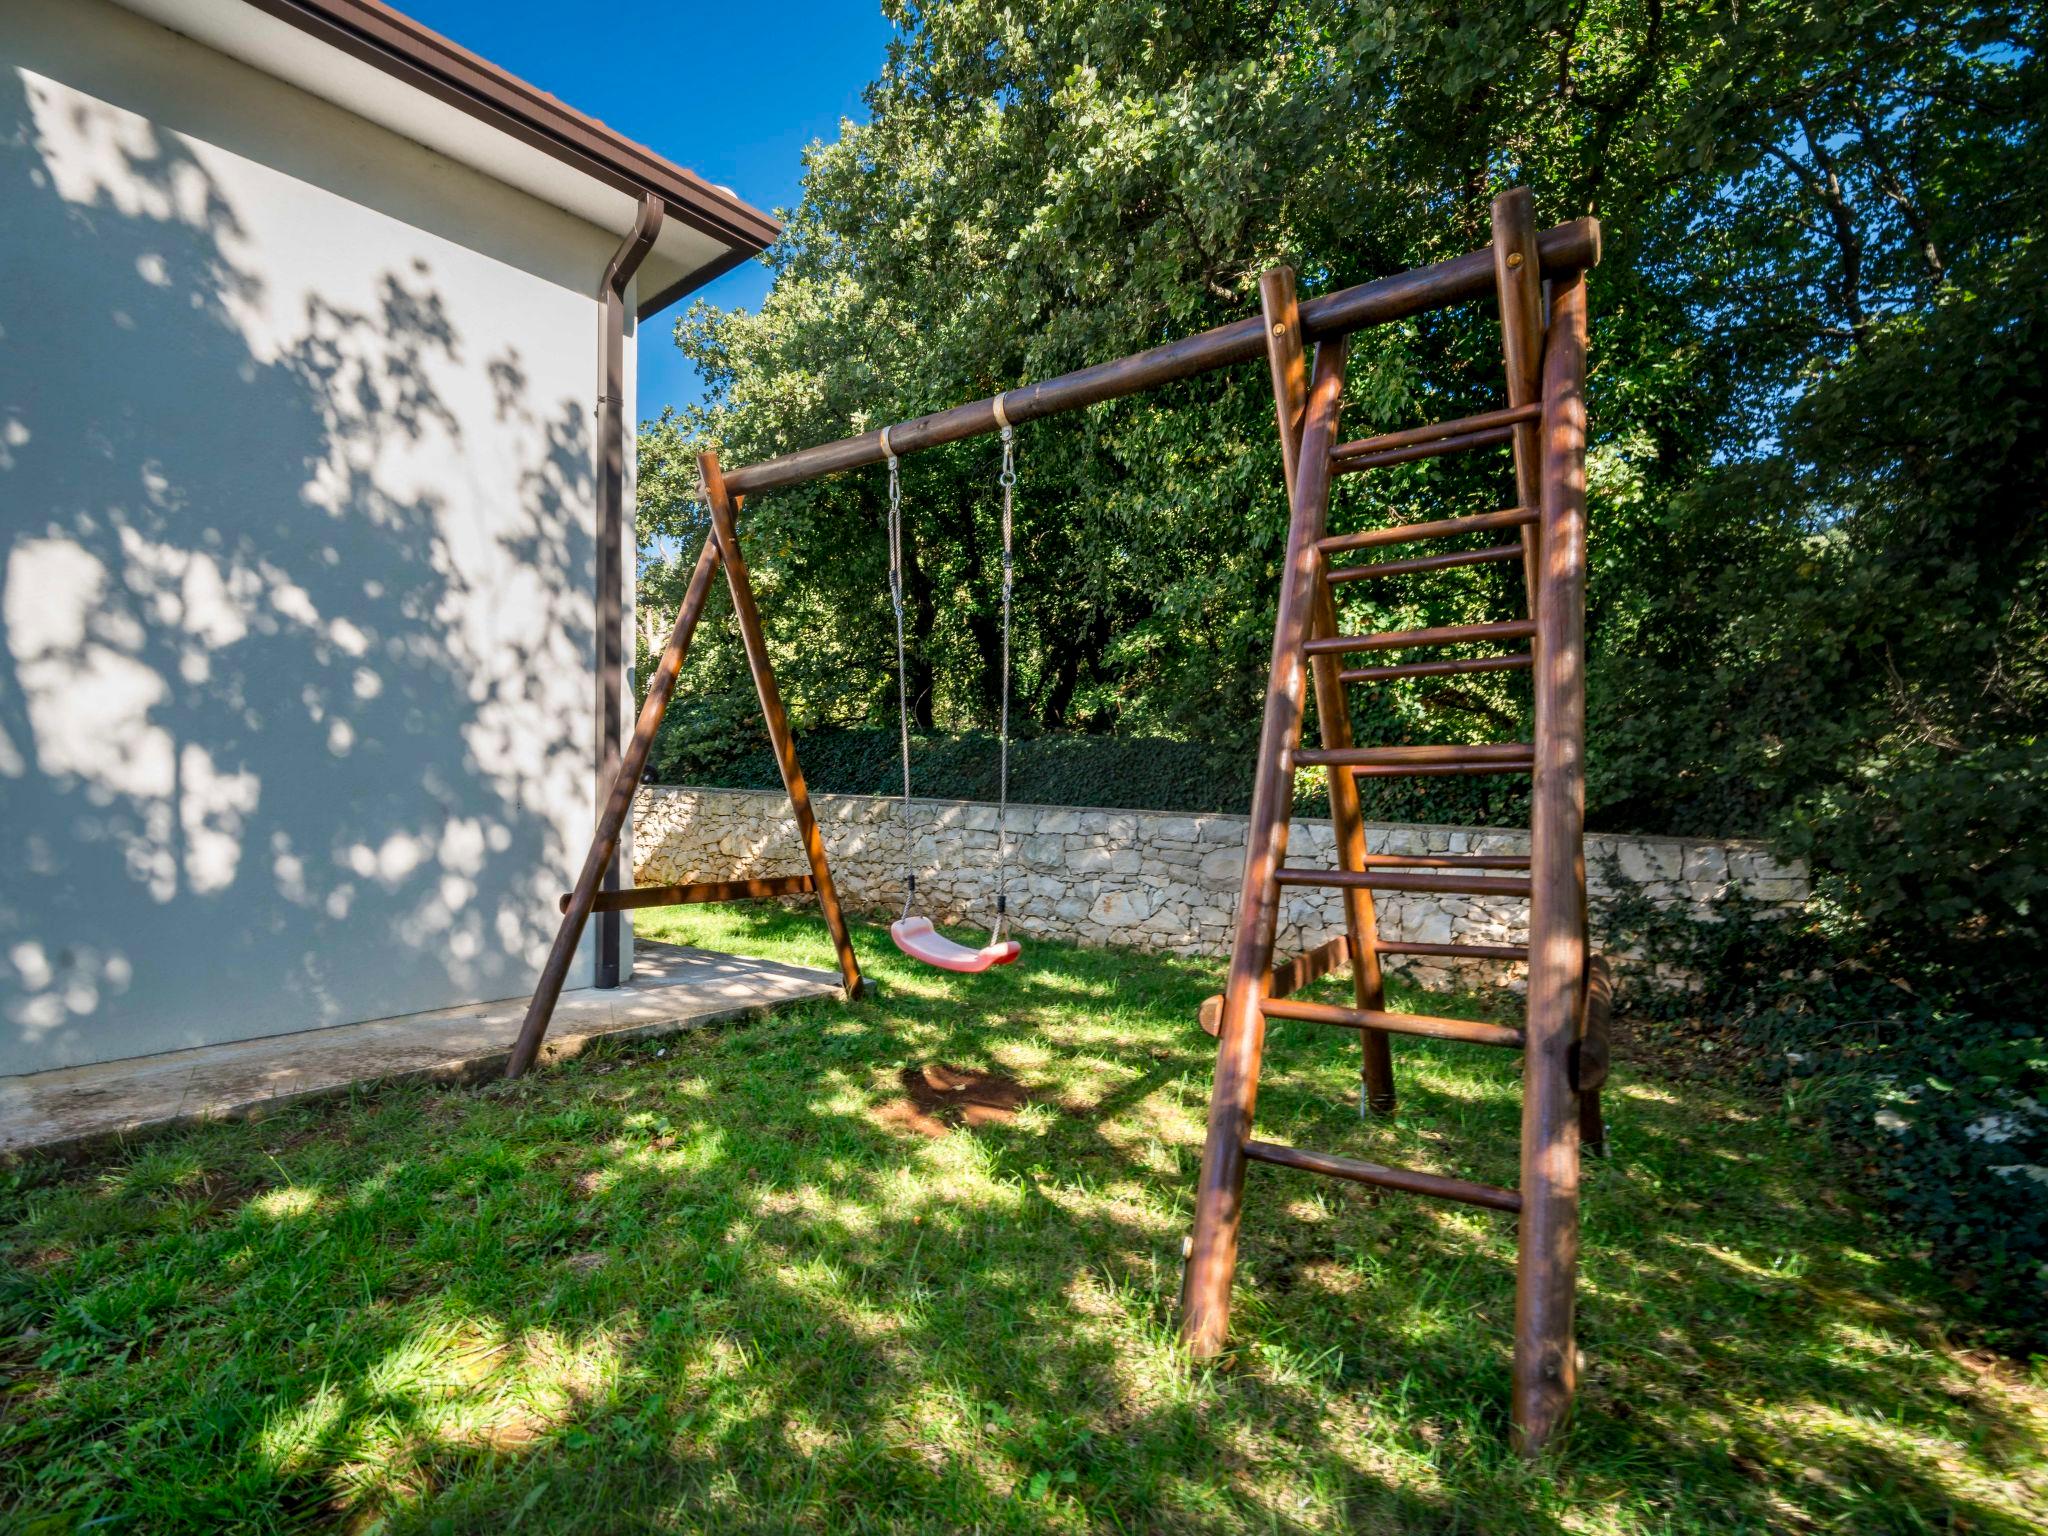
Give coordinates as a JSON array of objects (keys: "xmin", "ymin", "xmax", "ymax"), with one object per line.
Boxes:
[
  {"xmin": 699, "ymin": 452, "xmax": 865, "ymax": 1000},
  {"xmin": 1257, "ymin": 269, "xmax": 1393, "ymax": 1114},
  {"xmin": 1182, "ymin": 334, "xmax": 1350, "ymax": 1358},
  {"xmin": 1512, "ymin": 272, "xmax": 1590, "ymax": 1456},
  {"xmin": 507, "ymin": 528, "xmax": 726, "ymax": 1077}
]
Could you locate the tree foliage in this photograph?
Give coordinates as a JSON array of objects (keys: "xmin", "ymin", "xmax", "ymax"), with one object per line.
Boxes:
[{"xmin": 639, "ymin": 0, "xmax": 2046, "ymax": 1001}]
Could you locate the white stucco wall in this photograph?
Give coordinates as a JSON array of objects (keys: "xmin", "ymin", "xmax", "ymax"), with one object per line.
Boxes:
[{"xmin": 0, "ymin": 0, "xmax": 642, "ymax": 1073}]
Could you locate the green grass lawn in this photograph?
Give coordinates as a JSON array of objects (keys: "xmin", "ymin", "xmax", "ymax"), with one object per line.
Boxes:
[{"xmin": 3, "ymin": 908, "xmax": 2043, "ymax": 1533}]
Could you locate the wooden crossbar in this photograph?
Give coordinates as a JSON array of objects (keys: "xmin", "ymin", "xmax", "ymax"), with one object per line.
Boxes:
[
  {"xmin": 1243, "ymin": 1141, "xmax": 1522, "ymax": 1212},
  {"xmin": 1306, "ymin": 619, "xmax": 1537, "ymax": 656},
  {"xmin": 1380, "ymin": 940, "xmax": 1531, "ymax": 960},
  {"xmin": 1259, "ymin": 997, "xmax": 1526, "ymax": 1048},
  {"xmin": 1326, "ymin": 542, "xmax": 1526, "ymax": 584},
  {"xmin": 1340, "ymin": 652, "xmax": 1534, "ymax": 684},
  {"xmin": 1317, "ymin": 506, "xmax": 1537, "ymax": 556},
  {"xmin": 1330, "ymin": 423, "xmax": 1515, "ymax": 474},
  {"xmin": 1330, "ymin": 401, "xmax": 1544, "ymax": 462},
  {"xmin": 560, "ymin": 875, "xmax": 817, "ymax": 914},
  {"xmin": 1274, "ymin": 867, "xmax": 1535, "ymax": 898},
  {"xmin": 718, "ymin": 222, "xmax": 1599, "ymax": 495}
]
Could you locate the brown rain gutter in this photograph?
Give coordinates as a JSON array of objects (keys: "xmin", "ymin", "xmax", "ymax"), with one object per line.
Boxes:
[
  {"xmin": 594, "ymin": 192, "xmax": 664, "ymax": 987},
  {"xmin": 240, "ymin": 0, "xmax": 779, "ymax": 262}
]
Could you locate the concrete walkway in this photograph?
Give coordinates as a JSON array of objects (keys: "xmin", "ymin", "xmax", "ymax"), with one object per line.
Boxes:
[{"xmin": 0, "ymin": 942, "xmax": 843, "ymax": 1160}]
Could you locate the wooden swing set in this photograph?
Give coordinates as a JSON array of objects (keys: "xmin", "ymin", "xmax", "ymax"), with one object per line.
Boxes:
[{"xmin": 506, "ymin": 187, "xmax": 1607, "ymax": 1456}]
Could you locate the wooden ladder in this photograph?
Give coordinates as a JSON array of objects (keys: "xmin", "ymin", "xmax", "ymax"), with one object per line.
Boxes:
[{"xmin": 1179, "ymin": 190, "xmax": 1610, "ymax": 1456}]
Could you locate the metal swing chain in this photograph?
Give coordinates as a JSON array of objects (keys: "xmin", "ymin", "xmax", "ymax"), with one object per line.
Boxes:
[
  {"xmin": 993, "ymin": 422, "xmax": 1016, "ymax": 945},
  {"xmin": 885, "ymin": 432, "xmax": 917, "ymax": 923},
  {"xmin": 884, "ymin": 419, "xmax": 1016, "ymax": 944}
]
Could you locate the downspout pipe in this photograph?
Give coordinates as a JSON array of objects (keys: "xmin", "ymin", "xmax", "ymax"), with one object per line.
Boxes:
[{"xmin": 594, "ymin": 191, "xmax": 665, "ymax": 987}]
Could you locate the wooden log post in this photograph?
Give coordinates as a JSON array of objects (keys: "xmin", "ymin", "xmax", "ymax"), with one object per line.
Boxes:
[
  {"xmin": 1182, "ymin": 334, "xmax": 1350, "ymax": 1358},
  {"xmin": 699, "ymin": 453, "xmax": 865, "ymax": 999},
  {"xmin": 1491, "ymin": 188, "xmax": 1548, "ymax": 619},
  {"xmin": 1258, "ymin": 267, "xmax": 1395, "ymax": 1114},
  {"xmin": 1512, "ymin": 270, "xmax": 1591, "ymax": 1456}
]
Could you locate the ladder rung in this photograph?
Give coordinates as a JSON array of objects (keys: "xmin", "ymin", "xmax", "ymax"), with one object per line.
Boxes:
[
  {"xmin": 1274, "ymin": 867, "xmax": 1533, "ymax": 898},
  {"xmin": 1332, "ymin": 425, "xmax": 1513, "ymax": 474},
  {"xmin": 1260, "ymin": 997, "xmax": 1525, "ymax": 1048},
  {"xmin": 1327, "ymin": 542, "xmax": 1526, "ymax": 584},
  {"xmin": 1330, "ymin": 402, "xmax": 1542, "ymax": 463},
  {"xmin": 1318, "ymin": 507, "xmax": 1536, "ymax": 557},
  {"xmin": 1341, "ymin": 652, "xmax": 1533, "ymax": 684},
  {"xmin": 1379, "ymin": 941, "xmax": 1530, "ymax": 961},
  {"xmin": 562, "ymin": 874, "xmax": 816, "ymax": 914},
  {"xmin": 1243, "ymin": 1140, "xmax": 1522, "ymax": 1212},
  {"xmin": 1296, "ymin": 743, "xmax": 1531, "ymax": 768},
  {"xmin": 1357, "ymin": 852, "xmax": 1531, "ymax": 869},
  {"xmin": 1305, "ymin": 619, "xmax": 1536, "ymax": 657},
  {"xmin": 1347, "ymin": 758, "xmax": 1533, "ymax": 778}
]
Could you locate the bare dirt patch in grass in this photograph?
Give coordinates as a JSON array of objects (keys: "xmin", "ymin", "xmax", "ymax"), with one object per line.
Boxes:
[{"xmin": 873, "ymin": 1062, "xmax": 1033, "ymax": 1137}]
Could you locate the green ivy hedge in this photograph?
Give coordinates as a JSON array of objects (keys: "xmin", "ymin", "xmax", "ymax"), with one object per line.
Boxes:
[
  {"xmin": 1595, "ymin": 867, "xmax": 2048, "ymax": 1351},
  {"xmin": 660, "ymin": 727, "xmax": 1535, "ymax": 826}
]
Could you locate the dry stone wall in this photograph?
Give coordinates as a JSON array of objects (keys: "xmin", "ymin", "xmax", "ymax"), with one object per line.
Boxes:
[{"xmin": 632, "ymin": 786, "xmax": 1806, "ymax": 988}]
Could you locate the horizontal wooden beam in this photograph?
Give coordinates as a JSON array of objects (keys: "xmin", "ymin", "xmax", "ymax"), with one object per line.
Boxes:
[
  {"xmin": 559, "ymin": 874, "xmax": 816, "ymax": 914},
  {"xmin": 1306, "ymin": 620, "xmax": 1537, "ymax": 657},
  {"xmin": 1379, "ymin": 940, "xmax": 1531, "ymax": 961},
  {"xmin": 1331, "ymin": 424, "xmax": 1514, "ymax": 475},
  {"xmin": 1354, "ymin": 852, "xmax": 1532, "ymax": 870},
  {"xmin": 1344, "ymin": 759, "xmax": 1533, "ymax": 778},
  {"xmin": 720, "ymin": 219, "xmax": 1600, "ymax": 495},
  {"xmin": 1296, "ymin": 742, "xmax": 1533, "ymax": 767},
  {"xmin": 1331, "ymin": 401, "xmax": 1543, "ymax": 462},
  {"xmin": 1275, "ymin": 867, "xmax": 1534, "ymax": 898},
  {"xmin": 1319, "ymin": 506, "xmax": 1538, "ymax": 557},
  {"xmin": 1260, "ymin": 997, "xmax": 1525, "ymax": 1048},
  {"xmin": 1243, "ymin": 1139, "xmax": 1523, "ymax": 1212},
  {"xmin": 1339, "ymin": 652, "xmax": 1534, "ymax": 685},
  {"xmin": 1326, "ymin": 542, "xmax": 1527, "ymax": 584}
]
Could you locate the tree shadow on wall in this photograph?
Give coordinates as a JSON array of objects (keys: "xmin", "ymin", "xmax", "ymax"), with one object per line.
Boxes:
[{"xmin": 0, "ymin": 67, "xmax": 595, "ymax": 1073}]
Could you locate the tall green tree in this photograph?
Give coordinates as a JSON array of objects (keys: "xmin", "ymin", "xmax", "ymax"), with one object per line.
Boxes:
[{"xmin": 640, "ymin": 0, "xmax": 2045, "ymax": 991}]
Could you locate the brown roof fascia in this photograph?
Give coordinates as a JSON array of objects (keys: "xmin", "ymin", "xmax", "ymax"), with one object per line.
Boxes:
[
  {"xmin": 636, "ymin": 241, "xmax": 764, "ymax": 323},
  {"xmin": 238, "ymin": 0, "xmax": 782, "ymax": 272}
]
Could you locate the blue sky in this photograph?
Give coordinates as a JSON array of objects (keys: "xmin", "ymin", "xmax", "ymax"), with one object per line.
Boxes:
[{"xmin": 400, "ymin": 0, "xmax": 894, "ymax": 416}]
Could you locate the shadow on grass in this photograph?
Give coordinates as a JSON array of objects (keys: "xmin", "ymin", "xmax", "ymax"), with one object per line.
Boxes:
[{"xmin": 2, "ymin": 908, "xmax": 2042, "ymax": 1533}]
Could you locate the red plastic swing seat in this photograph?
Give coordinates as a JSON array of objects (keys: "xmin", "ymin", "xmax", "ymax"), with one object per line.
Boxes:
[{"xmin": 890, "ymin": 917, "xmax": 1023, "ymax": 973}]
